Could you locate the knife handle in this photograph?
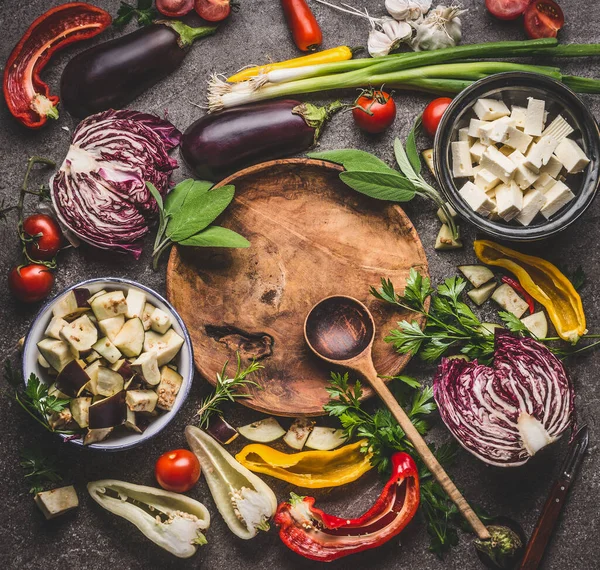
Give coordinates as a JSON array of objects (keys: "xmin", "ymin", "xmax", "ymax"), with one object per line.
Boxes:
[{"xmin": 520, "ymin": 479, "xmax": 570, "ymax": 570}]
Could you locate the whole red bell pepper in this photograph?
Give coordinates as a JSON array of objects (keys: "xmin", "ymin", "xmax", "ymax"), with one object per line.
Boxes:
[
  {"xmin": 3, "ymin": 3, "xmax": 111, "ymax": 129},
  {"xmin": 274, "ymin": 452, "xmax": 420, "ymax": 562}
]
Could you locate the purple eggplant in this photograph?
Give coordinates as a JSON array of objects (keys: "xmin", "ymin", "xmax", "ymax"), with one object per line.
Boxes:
[
  {"xmin": 180, "ymin": 99, "xmax": 343, "ymax": 181},
  {"xmin": 60, "ymin": 21, "xmax": 216, "ymax": 118}
]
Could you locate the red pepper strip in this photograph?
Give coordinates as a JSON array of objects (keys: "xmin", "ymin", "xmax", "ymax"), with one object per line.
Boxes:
[
  {"xmin": 501, "ymin": 275, "xmax": 536, "ymax": 314},
  {"xmin": 274, "ymin": 452, "xmax": 420, "ymax": 562},
  {"xmin": 3, "ymin": 3, "xmax": 111, "ymax": 129}
]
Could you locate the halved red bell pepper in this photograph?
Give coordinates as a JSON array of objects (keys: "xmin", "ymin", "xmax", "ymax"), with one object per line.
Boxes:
[
  {"xmin": 274, "ymin": 452, "xmax": 420, "ymax": 562},
  {"xmin": 3, "ymin": 3, "xmax": 111, "ymax": 129}
]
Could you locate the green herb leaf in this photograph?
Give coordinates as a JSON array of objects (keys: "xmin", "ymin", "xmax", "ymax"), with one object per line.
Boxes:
[
  {"xmin": 394, "ymin": 137, "xmax": 420, "ymax": 184},
  {"xmin": 146, "ymin": 181, "xmax": 164, "ymax": 212},
  {"xmin": 405, "ymin": 116, "xmax": 423, "ymax": 175},
  {"xmin": 339, "ymin": 171, "xmax": 416, "ymax": 202},
  {"xmin": 164, "ymin": 179, "xmax": 206, "ymax": 215},
  {"xmin": 571, "ymin": 265, "xmax": 586, "ymax": 291},
  {"xmin": 499, "ymin": 311, "xmax": 529, "ymax": 334},
  {"xmin": 20, "ymin": 446, "xmax": 63, "ymax": 494},
  {"xmin": 179, "ymin": 226, "xmax": 250, "ymax": 248},
  {"xmin": 114, "ymin": 0, "xmax": 157, "ymax": 29},
  {"xmin": 308, "ymin": 149, "xmax": 395, "ymax": 174}
]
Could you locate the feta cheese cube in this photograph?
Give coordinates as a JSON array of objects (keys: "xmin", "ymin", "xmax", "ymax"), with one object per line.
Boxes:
[
  {"xmin": 524, "ymin": 97, "xmax": 546, "ymax": 136},
  {"xmin": 523, "ymin": 136, "xmax": 559, "ymax": 172},
  {"xmin": 475, "ymin": 168, "xmax": 501, "ymax": 192},
  {"xmin": 510, "ymin": 150, "xmax": 540, "ymax": 190},
  {"xmin": 451, "ymin": 141, "xmax": 473, "ymax": 177},
  {"xmin": 496, "ymin": 181, "xmax": 523, "ymax": 221},
  {"xmin": 516, "ymin": 190, "xmax": 546, "ymax": 226},
  {"xmin": 479, "ymin": 117, "xmax": 516, "ymax": 145},
  {"xmin": 470, "ymin": 141, "xmax": 488, "ymax": 162},
  {"xmin": 504, "ymin": 126, "xmax": 533, "ymax": 153},
  {"xmin": 480, "ymin": 146, "xmax": 517, "ymax": 183},
  {"xmin": 458, "ymin": 127, "xmax": 470, "ymax": 142},
  {"xmin": 554, "ymin": 138, "xmax": 590, "ymax": 173},
  {"xmin": 458, "ymin": 181, "xmax": 496, "ymax": 216},
  {"xmin": 468, "ymin": 118, "xmax": 489, "ymax": 138},
  {"xmin": 540, "ymin": 180, "xmax": 575, "ymax": 218},
  {"xmin": 540, "ymin": 155, "xmax": 563, "ymax": 178},
  {"xmin": 472, "ymin": 164, "xmax": 483, "ymax": 176},
  {"xmin": 510, "ymin": 106, "xmax": 527, "ymax": 129},
  {"xmin": 473, "ymin": 98, "xmax": 510, "ymax": 121},
  {"xmin": 533, "ymin": 172, "xmax": 557, "ymax": 193},
  {"xmin": 541, "ymin": 115, "xmax": 574, "ymax": 142}
]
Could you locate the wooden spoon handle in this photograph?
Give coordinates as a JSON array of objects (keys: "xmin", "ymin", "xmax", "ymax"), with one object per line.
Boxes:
[{"xmin": 358, "ymin": 359, "xmax": 491, "ymax": 541}]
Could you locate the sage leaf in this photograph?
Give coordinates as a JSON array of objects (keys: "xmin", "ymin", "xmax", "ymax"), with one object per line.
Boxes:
[
  {"xmin": 405, "ymin": 116, "xmax": 422, "ymax": 176},
  {"xmin": 179, "ymin": 226, "xmax": 250, "ymax": 248},
  {"xmin": 339, "ymin": 171, "xmax": 416, "ymax": 202},
  {"xmin": 394, "ymin": 138, "xmax": 420, "ymax": 184},
  {"xmin": 167, "ymin": 185, "xmax": 235, "ymax": 242},
  {"xmin": 309, "ymin": 149, "xmax": 396, "ymax": 174},
  {"xmin": 146, "ymin": 181, "xmax": 164, "ymax": 211},
  {"xmin": 165, "ymin": 179, "xmax": 200, "ymax": 215}
]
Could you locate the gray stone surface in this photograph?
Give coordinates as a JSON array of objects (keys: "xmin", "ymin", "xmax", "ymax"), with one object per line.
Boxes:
[{"xmin": 1, "ymin": 0, "xmax": 599, "ymax": 568}]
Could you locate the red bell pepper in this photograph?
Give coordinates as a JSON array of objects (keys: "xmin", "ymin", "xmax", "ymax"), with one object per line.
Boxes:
[
  {"xmin": 501, "ymin": 276, "xmax": 536, "ymax": 314},
  {"xmin": 3, "ymin": 3, "xmax": 111, "ymax": 129},
  {"xmin": 274, "ymin": 452, "xmax": 420, "ymax": 562}
]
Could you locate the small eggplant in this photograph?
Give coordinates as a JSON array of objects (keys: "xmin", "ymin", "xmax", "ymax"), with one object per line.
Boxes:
[
  {"xmin": 60, "ymin": 21, "xmax": 217, "ymax": 118},
  {"xmin": 181, "ymin": 99, "xmax": 343, "ymax": 181}
]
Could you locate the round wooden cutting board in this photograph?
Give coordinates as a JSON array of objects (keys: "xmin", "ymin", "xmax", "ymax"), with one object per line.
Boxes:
[{"xmin": 166, "ymin": 159, "xmax": 428, "ymax": 416}]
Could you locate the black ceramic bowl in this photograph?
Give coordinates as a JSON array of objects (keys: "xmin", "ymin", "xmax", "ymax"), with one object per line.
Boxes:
[{"xmin": 434, "ymin": 72, "xmax": 600, "ymax": 241}]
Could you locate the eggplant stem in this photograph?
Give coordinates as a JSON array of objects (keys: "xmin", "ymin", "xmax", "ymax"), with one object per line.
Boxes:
[{"xmin": 158, "ymin": 20, "xmax": 218, "ymax": 49}]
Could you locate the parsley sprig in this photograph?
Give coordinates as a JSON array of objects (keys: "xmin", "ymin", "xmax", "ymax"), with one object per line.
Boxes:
[
  {"xmin": 114, "ymin": 0, "xmax": 157, "ymax": 29},
  {"xmin": 20, "ymin": 446, "xmax": 63, "ymax": 495}
]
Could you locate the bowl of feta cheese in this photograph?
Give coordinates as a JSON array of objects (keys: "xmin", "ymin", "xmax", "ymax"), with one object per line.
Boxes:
[{"xmin": 434, "ymin": 72, "xmax": 600, "ymax": 241}]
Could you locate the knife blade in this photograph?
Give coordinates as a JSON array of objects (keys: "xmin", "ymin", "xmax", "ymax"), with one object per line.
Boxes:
[{"xmin": 519, "ymin": 425, "xmax": 589, "ymax": 570}]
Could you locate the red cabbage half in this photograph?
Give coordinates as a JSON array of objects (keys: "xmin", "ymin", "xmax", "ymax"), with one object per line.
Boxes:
[
  {"xmin": 433, "ymin": 331, "xmax": 574, "ymax": 467},
  {"xmin": 50, "ymin": 109, "xmax": 181, "ymax": 259}
]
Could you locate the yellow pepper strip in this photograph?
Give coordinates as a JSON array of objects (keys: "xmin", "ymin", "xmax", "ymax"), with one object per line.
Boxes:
[
  {"xmin": 227, "ymin": 46, "xmax": 354, "ymax": 83},
  {"xmin": 235, "ymin": 439, "xmax": 372, "ymax": 488},
  {"xmin": 474, "ymin": 240, "xmax": 586, "ymax": 342}
]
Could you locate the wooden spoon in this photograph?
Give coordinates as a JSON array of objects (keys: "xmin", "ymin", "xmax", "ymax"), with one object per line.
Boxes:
[{"xmin": 304, "ymin": 295, "xmax": 491, "ymax": 541}]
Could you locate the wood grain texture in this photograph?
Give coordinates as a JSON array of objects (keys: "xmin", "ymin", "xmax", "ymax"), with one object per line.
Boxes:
[{"xmin": 166, "ymin": 158, "xmax": 428, "ymax": 416}]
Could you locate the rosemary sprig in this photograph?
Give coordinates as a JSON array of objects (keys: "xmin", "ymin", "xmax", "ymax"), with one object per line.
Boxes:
[{"xmin": 196, "ymin": 354, "xmax": 263, "ymax": 428}]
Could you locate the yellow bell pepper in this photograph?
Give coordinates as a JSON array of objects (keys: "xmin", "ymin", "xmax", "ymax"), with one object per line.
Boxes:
[
  {"xmin": 474, "ymin": 240, "xmax": 586, "ymax": 342},
  {"xmin": 235, "ymin": 439, "xmax": 372, "ymax": 488},
  {"xmin": 227, "ymin": 46, "xmax": 354, "ymax": 83}
]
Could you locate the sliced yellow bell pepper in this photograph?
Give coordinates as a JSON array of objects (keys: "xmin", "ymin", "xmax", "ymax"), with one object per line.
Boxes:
[
  {"xmin": 235, "ymin": 439, "xmax": 372, "ymax": 488},
  {"xmin": 227, "ymin": 46, "xmax": 354, "ymax": 83},
  {"xmin": 474, "ymin": 240, "xmax": 586, "ymax": 342}
]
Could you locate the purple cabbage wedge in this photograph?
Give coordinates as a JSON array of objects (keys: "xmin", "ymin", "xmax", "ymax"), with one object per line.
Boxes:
[
  {"xmin": 50, "ymin": 109, "xmax": 181, "ymax": 258},
  {"xmin": 433, "ymin": 331, "xmax": 574, "ymax": 467}
]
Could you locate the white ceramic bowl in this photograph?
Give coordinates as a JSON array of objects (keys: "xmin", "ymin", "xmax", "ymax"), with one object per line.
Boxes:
[{"xmin": 22, "ymin": 278, "xmax": 194, "ymax": 451}]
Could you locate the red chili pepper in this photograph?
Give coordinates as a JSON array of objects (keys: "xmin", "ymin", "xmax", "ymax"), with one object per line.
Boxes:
[
  {"xmin": 502, "ymin": 275, "xmax": 536, "ymax": 314},
  {"xmin": 3, "ymin": 3, "xmax": 111, "ymax": 129},
  {"xmin": 281, "ymin": 0, "xmax": 322, "ymax": 52},
  {"xmin": 274, "ymin": 452, "xmax": 420, "ymax": 561}
]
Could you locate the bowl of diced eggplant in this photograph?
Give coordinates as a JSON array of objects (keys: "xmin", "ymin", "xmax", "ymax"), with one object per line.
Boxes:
[
  {"xmin": 22, "ymin": 278, "xmax": 194, "ymax": 450},
  {"xmin": 434, "ymin": 72, "xmax": 600, "ymax": 241}
]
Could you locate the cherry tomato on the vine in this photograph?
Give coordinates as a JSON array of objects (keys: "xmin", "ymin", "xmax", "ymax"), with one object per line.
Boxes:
[
  {"xmin": 485, "ymin": 0, "xmax": 531, "ymax": 20},
  {"xmin": 352, "ymin": 90, "xmax": 397, "ymax": 134},
  {"xmin": 422, "ymin": 97, "xmax": 453, "ymax": 137},
  {"xmin": 524, "ymin": 0, "xmax": 565, "ymax": 39},
  {"xmin": 22, "ymin": 214, "xmax": 62, "ymax": 261},
  {"xmin": 155, "ymin": 449, "xmax": 201, "ymax": 493},
  {"xmin": 8, "ymin": 264, "xmax": 54, "ymax": 303}
]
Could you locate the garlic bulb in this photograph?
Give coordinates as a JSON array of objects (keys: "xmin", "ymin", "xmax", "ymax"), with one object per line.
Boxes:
[
  {"xmin": 368, "ymin": 17, "xmax": 412, "ymax": 57},
  {"xmin": 412, "ymin": 5, "xmax": 465, "ymax": 52},
  {"xmin": 385, "ymin": 0, "xmax": 432, "ymax": 21}
]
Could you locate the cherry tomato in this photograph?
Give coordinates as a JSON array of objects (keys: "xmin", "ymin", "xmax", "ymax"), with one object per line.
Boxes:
[
  {"xmin": 194, "ymin": 0, "xmax": 231, "ymax": 22},
  {"xmin": 485, "ymin": 0, "xmax": 530, "ymax": 20},
  {"xmin": 524, "ymin": 0, "xmax": 565, "ymax": 39},
  {"xmin": 8, "ymin": 264, "xmax": 54, "ymax": 303},
  {"xmin": 22, "ymin": 214, "xmax": 62, "ymax": 261},
  {"xmin": 155, "ymin": 449, "xmax": 201, "ymax": 493},
  {"xmin": 156, "ymin": 0, "xmax": 194, "ymax": 17},
  {"xmin": 422, "ymin": 97, "xmax": 453, "ymax": 137},
  {"xmin": 352, "ymin": 90, "xmax": 397, "ymax": 134}
]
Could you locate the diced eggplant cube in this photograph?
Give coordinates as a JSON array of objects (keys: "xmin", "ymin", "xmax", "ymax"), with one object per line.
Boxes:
[
  {"xmin": 156, "ymin": 366, "xmax": 183, "ymax": 411},
  {"xmin": 98, "ymin": 315, "xmax": 125, "ymax": 342},
  {"xmin": 150, "ymin": 308, "xmax": 172, "ymax": 335},
  {"xmin": 206, "ymin": 415, "xmax": 238, "ymax": 444},
  {"xmin": 52, "ymin": 289, "xmax": 90, "ymax": 320},
  {"xmin": 38, "ymin": 353, "xmax": 51, "ymax": 368},
  {"xmin": 126, "ymin": 390, "xmax": 158, "ymax": 413},
  {"xmin": 83, "ymin": 361, "xmax": 102, "ymax": 395},
  {"xmin": 34, "ymin": 486, "xmax": 79, "ymax": 519},
  {"xmin": 467, "ymin": 281, "xmax": 497, "ymax": 306},
  {"xmin": 141, "ymin": 303, "xmax": 156, "ymax": 331},
  {"xmin": 131, "ymin": 351, "xmax": 160, "ymax": 385},
  {"xmin": 48, "ymin": 383, "xmax": 70, "ymax": 399},
  {"xmin": 86, "ymin": 289, "xmax": 107, "ymax": 306},
  {"xmin": 49, "ymin": 408, "xmax": 74, "ymax": 430},
  {"xmin": 91, "ymin": 291, "xmax": 128, "ymax": 321},
  {"xmin": 111, "ymin": 359, "xmax": 135, "ymax": 382},
  {"xmin": 283, "ymin": 418, "xmax": 315, "ymax": 451},
  {"xmin": 491, "ymin": 283, "xmax": 530, "ymax": 318},
  {"xmin": 84, "ymin": 427, "xmax": 113, "ymax": 445},
  {"xmin": 92, "ymin": 337, "xmax": 122, "ymax": 364},
  {"xmin": 85, "ymin": 350, "xmax": 102, "ymax": 365},
  {"xmin": 458, "ymin": 265, "xmax": 495, "ymax": 288},
  {"xmin": 44, "ymin": 317, "xmax": 69, "ymax": 340},
  {"xmin": 71, "ymin": 397, "xmax": 92, "ymax": 428},
  {"xmin": 56, "ymin": 360, "xmax": 90, "ymax": 397},
  {"xmin": 60, "ymin": 314, "xmax": 98, "ymax": 354},
  {"xmin": 89, "ymin": 391, "xmax": 127, "ymax": 429},
  {"xmin": 96, "ymin": 367, "xmax": 124, "ymax": 397},
  {"xmin": 305, "ymin": 427, "xmax": 347, "ymax": 451},
  {"xmin": 113, "ymin": 318, "xmax": 144, "ymax": 358},
  {"xmin": 124, "ymin": 408, "xmax": 142, "ymax": 433},
  {"xmin": 37, "ymin": 338, "xmax": 74, "ymax": 372},
  {"xmin": 126, "ymin": 288, "xmax": 146, "ymax": 319},
  {"xmin": 144, "ymin": 329, "xmax": 184, "ymax": 367}
]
